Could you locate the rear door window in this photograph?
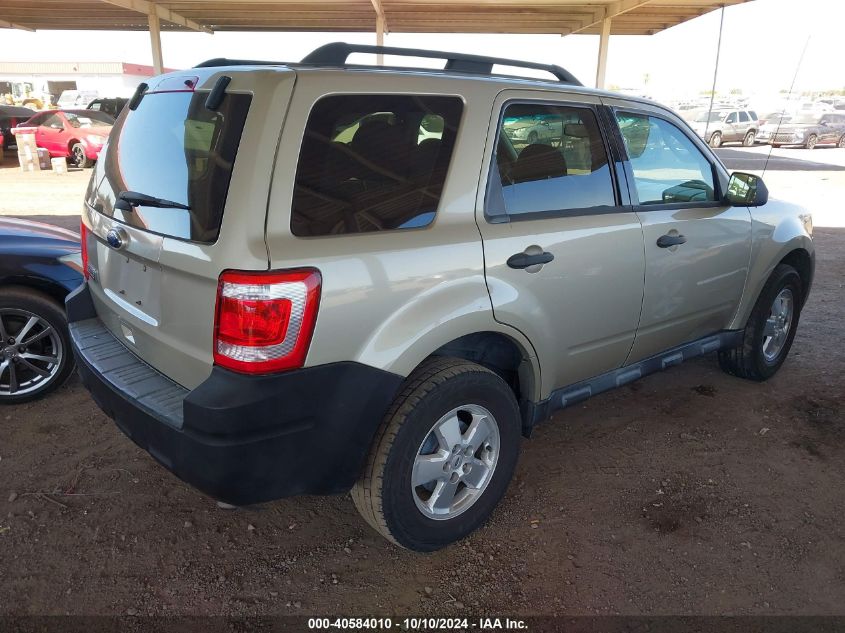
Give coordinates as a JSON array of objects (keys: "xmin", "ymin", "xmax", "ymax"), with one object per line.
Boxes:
[
  {"xmin": 291, "ymin": 94, "xmax": 463, "ymax": 236},
  {"xmin": 487, "ymin": 102, "xmax": 616, "ymax": 219},
  {"xmin": 91, "ymin": 90, "xmax": 251, "ymax": 243}
]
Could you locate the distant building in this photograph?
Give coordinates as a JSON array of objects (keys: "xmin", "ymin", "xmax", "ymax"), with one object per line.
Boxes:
[{"xmin": 0, "ymin": 61, "xmax": 175, "ymax": 108}]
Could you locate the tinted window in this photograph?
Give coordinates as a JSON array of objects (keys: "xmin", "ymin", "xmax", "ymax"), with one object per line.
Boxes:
[
  {"xmin": 616, "ymin": 112, "xmax": 716, "ymax": 205},
  {"xmin": 292, "ymin": 95, "xmax": 462, "ymax": 237},
  {"xmin": 739, "ymin": 111, "xmax": 750, "ymax": 122},
  {"xmin": 488, "ymin": 103, "xmax": 615, "ymax": 218},
  {"xmin": 92, "ymin": 91, "xmax": 251, "ymax": 243},
  {"xmin": 67, "ymin": 110, "xmax": 114, "ymax": 125},
  {"xmin": 64, "ymin": 112, "xmax": 111, "ymax": 128},
  {"xmin": 42, "ymin": 114, "xmax": 63, "ymax": 128},
  {"xmin": 748, "ymin": 111, "xmax": 758, "ymax": 121},
  {"xmin": 24, "ymin": 113, "xmax": 47, "ymax": 127},
  {"xmin": 726, "ymin": 112, "xmax": 737, "ymax": 123}
]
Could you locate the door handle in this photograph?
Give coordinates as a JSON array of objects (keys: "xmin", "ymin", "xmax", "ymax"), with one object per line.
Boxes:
[
  {"xmin": 656, "ymin": 234, "xmax": 687, "ymax": 248},
  {"xmin": 507, "ymin": 251, "xmax": 554, "ymax": 269}
]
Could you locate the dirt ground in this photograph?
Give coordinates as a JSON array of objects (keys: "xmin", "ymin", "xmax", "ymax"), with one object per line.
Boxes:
[{"xmin": 0, "ymin": 153, "xmax": 844, "ymax": 617}]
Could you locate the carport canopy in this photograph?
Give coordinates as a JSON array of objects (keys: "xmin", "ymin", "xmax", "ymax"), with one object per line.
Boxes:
[{"xmin": 1, "ymin": 0, "xmax": 750, "ymax": 88}]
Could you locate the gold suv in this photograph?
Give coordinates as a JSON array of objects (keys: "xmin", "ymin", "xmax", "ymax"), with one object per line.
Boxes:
[{"xmin": 68, "ymin": 43, "xmax": 814, "ymax": 551}]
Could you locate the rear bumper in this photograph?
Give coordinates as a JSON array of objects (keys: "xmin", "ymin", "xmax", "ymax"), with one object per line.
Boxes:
[{"xmin": 66, "ymin": 284, "xmax": 403, "ymax": 505}]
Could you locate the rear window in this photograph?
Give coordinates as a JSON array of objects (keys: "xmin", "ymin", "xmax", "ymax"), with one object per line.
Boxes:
[
  {"xmin": 92, "ymin": 91, "xmax": 251, "ymax": 243},
  {"xmin": 291, "ymin": 94, "xmax": 463, "ymax": 237}
]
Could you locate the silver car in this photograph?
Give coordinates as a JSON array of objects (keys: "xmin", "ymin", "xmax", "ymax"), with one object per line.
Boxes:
[
  {"xmin": 688, "ymin": 108, "xmax": 759, "ymax": 147},
  {"xmin": 68, "ymin": 43, "xmax": 814, "ymax": 551}
]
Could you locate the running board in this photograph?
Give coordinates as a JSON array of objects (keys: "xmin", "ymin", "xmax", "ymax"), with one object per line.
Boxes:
[{"xmin": 524, "ymin": 330, "xmax": 743, "ymax": 432}]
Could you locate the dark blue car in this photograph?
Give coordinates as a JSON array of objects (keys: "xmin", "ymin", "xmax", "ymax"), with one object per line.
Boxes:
[{"xmin": 0, "ymin": 217, "xmax": 82, "ymax": 403}]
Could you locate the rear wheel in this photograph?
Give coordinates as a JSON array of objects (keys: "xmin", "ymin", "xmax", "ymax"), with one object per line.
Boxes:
[
  {"xmin": 0, "ymin": 287, "xmax": 74, "ymax": 404},
  {"xmin": 805, "ymin": 134, "xmax": 818, "ymax": 150},
  {"xmin": 352, "ymin": 357, "xmax": 521, "ymax": 551},
  {"xmin": 837, "ymin": 135, "xmax": 845, "ymax": 149},
  {"xmin": 709, "ymin": 131, "xmax": 722, "ymax": 148},
  {"xmin": 743, "ymin": 130, "xmax": 756, "ymax": 146},
  {"xmin": 71, "ymin": 143, "xmax": 92, "ymax": 168},
  {"xmin": 718, "ymin": 264, "xmax": 802, "ymax": 381}
]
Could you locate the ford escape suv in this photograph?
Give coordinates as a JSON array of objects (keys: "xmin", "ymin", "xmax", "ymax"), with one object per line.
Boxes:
[{"xmin": 68, "ymin": 43, "xmax": 814, "ymax": 552}]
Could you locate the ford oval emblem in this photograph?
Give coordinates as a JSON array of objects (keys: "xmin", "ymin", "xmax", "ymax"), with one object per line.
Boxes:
[{"xmin": 106, "ymin": 228, "xmax": 126, "ymax": 250}]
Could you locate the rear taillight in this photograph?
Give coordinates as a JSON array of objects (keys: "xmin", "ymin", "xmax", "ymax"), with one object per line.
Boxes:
[
  {"xmin": 80, "ymin": 221, "xmax": 90, "ymax": 280},
  {"xmin": 213, "ymin": 269, "xmax": 321, "ymax": 374}
]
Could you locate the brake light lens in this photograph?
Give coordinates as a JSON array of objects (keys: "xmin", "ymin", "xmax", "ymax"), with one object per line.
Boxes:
[
  {"xmin": 80, "ymin": 221, "xmax": 90, "ymax": 280},
  {"xmin": 213, "ymin": 269, "xmax": 321, "ymax": 374}
]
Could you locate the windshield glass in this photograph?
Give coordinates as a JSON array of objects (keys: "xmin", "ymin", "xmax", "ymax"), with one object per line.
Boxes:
[
  {"xmin": 762, "ymin": 112, "xmax": 791, "ymax": 123},
  {"xmin": 90, "ymin": 90, "xmax": 252, "ymax": 243},
  {"xmin": 792, "ymin": 113, "xmax": 822, "ymax": 125},
  {"xmin": 693, "ymin": 111, "xmax": 722, "ymax": 123},
  {"xmin": 64, "ymin": 112, "xmax": 112, "ymax": 128}
]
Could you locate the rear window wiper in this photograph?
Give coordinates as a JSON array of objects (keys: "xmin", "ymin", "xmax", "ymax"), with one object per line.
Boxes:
[{"xmin": 116, "ymin": 191, "xmax": 191, "ymax": 211}]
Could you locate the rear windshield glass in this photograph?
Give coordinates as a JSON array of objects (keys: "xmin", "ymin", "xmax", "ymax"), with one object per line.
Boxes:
[
  {"xmin": 291, "ymin": 94, "xmax": 463, "ymax": 237},
  {"xmin": 91, "ymin": 91, "xmax": 251, "ymax": 243}
]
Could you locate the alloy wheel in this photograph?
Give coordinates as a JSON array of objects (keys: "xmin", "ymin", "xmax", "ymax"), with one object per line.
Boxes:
[
  {"xmin": 0, "ymin": 308, "xmax": 63, "ymax": 398},
  {"xmin": 411, "ymin": 404, "xmax": 500, "ymax": 520},
  {"xmin": 762, "ymin": 288, "xmax": 794, "ymax": 363}
]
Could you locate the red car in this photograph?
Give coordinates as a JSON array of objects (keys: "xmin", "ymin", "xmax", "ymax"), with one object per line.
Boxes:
[{"xmin": 16, "ymin": 109, "xmax": 114, "ymax": 167}]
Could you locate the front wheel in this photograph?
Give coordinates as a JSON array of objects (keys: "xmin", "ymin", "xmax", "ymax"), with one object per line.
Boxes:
[
  {"xmin": 718, "ymin": 264, "xmax": 803, "ymax": 381},
  {"xmin": 709, "ymin": 131, "xmax": 722, "ymax": 148},
  {"xmin": 743, "ymin": 131, "xmax": 756, "ymax": 146},
  {"xmin": 352, "ymin": 357, "xmax": 521, "ymax": 551},
  {"xmin": 805, "ymin": 134, "xmax": 818, "ymax": 150},
  {"xmin": 71, "ymin": 143, "xmax": 93, "ymax": 168}
]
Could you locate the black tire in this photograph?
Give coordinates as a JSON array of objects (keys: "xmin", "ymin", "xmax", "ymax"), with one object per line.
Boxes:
[
  {"xmin": 0, "ymin": 286, "xmax": 75, "ymax": 404},
  {"xmin": 743, "ymin": 130, "xmax": 756, "ymax": 147},
  {"xmin": 837, "ymin": 135, "xmax": 845, "ymax": 149},
  {"xmin": 527, "ymin": 130, "xmax": 539, "ymax": 144},
  {"xmin": 718, "ymin": 264, "xmax": 803, "ymax": 381},
  {"xmin": 71, "ymin": 142, "xmax": 92, "ymax": 168},
  {"xmin": 352, "ymin": 357, "xmax": 521, "ymax": 551},
  {"xmin": 805, "ymin": 134, "xmax": 818, "ymax": 150},
  {"xmin": 709, "ymin": 131, "xmax": 722, "ymax": 148}
]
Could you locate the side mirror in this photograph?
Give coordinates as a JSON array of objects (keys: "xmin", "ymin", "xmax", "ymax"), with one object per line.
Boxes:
[{"xmin": 726, "ymin": 172, "xmax": 768, "ymax": 207}]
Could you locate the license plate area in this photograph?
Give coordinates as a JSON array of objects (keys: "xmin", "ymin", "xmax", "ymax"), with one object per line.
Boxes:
[{"xmin": 98, "ymin": 247, "xmax": 162, "ymax": 326}]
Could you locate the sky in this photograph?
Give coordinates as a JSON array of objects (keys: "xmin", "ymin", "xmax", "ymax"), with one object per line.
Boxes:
[{"xmin": 1, "ymin": 0, "xmax": 843, "ymax": 102}]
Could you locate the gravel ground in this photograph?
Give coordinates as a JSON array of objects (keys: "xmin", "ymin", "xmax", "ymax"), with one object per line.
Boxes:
[{"xmin": 0, "ymin": 152, "xmax": 843, "ymax": 617}]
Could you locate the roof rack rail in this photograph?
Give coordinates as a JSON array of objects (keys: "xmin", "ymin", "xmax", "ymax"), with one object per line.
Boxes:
[
  {"xmin": 301, "ymin": 42, "xmax": 582, "ymax": 85},
  {"xmin": 194, "ymin": 57, "xmax": 279, "ymax": 68},
  {"xmin": 194, "ymin": 43, "xmax": 582, "ymax": 86}
]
